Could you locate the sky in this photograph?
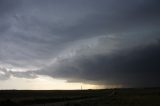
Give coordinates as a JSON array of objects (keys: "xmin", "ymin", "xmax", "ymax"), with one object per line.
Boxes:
[{"xmin": 0, "ymin": 0, "xmax": 160, "ymax": 89}]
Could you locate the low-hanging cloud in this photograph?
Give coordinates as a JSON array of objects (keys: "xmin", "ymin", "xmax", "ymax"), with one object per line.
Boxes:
[
  {"xmin": 37, "ymin": 39, "xmax": 160, "ymax": 87},
  {"xmin": 0, "ymin": 0, "xmax": 160, "ymax": 87}
]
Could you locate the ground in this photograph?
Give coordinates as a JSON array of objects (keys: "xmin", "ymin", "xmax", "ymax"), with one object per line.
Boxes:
[{"xmin": 0, "ymin": 88, "xmax": 160, "ymax": 106}]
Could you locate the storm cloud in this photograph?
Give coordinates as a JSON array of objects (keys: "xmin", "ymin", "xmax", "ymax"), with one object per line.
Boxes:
[
  {"xmin": 0, "ymin": 0, "xmax": 160, "ymax": 87},
  {"xmin": 38, "ymin": 40, "xmax": 160, "ymax": 87}
]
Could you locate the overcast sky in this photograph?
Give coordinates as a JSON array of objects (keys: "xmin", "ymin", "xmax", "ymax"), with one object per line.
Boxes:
[{"xmin": 0, "ymin": 0, "xmax": 160, "ymax": 89}]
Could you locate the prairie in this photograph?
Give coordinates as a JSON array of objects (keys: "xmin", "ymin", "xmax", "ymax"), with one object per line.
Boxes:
[{"xmin": 0, "ymin": 88, "xmax": 160, "ymax": 106}]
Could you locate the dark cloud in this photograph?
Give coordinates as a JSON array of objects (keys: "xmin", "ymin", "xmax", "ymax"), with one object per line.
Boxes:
[
  {"xmin": 0, "ymin": 0, "xmax": 22, "ymax": 17},
  {"xmin": 0, "ymin": 0, "xmax": 160, "ymax": 87},
  {"xmin": 37, "ymin": 40, "xmax": 160, "ymax": 87},
  {"xmin": 47, "ymin": 0, "xmax": 160, "ymax": 41}
]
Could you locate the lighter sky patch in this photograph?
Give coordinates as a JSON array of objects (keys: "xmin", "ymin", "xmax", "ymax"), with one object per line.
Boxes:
[{"xmin": 0, "ymin": 75, "xmax": 104, "ymax": 90}]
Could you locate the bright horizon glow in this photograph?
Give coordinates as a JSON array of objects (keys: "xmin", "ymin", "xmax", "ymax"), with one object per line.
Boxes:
[{"xmin": 0, "ymin": 75, "xmax": 106, "ymax": 90}]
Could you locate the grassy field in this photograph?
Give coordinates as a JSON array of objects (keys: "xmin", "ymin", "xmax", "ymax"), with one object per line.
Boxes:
[{"xmin": 0, "ymin": 88, "xmax": 160, "ymax": 106}]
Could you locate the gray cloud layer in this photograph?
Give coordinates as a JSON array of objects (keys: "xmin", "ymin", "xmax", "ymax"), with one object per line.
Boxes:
[
  {"xmin": 0, "ymin": 0, "xmax": 160, "ymax": 87},
  {"xmin": 39, "ymin": 40, "xmax": 160, "ymax": 87}
]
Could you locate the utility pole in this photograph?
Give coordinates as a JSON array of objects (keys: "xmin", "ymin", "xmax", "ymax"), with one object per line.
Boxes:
[{"xmin": 81, "ymin": 85, "xmax": 83, "ymax": 90}]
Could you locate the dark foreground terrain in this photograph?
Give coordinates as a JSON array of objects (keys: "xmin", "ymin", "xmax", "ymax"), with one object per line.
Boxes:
[{"xmin": 0, "ymin": 88, "xmax": 160, "ymax": 106}]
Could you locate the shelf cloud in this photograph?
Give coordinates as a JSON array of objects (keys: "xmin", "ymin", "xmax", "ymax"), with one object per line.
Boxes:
[{"xmin": 0, "ymin": 0, "xmax": 160, "ymax": 87}]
